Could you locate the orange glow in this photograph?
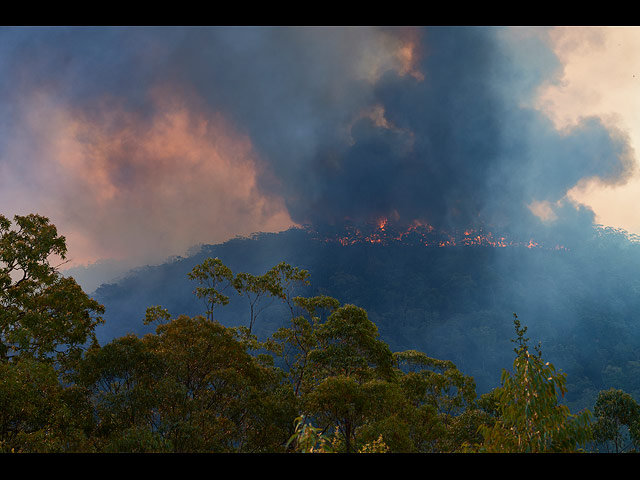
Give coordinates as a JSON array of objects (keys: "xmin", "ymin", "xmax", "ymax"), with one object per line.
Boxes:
[
  {"xmin": 309, "ymin": 220, "xmax": 565, "ymax": 251},
  {"xmin": 347, "ymin": 103, "xmax": 416, "ymax": 153},
  {"xmin": 355, "ymin": 27, "xmax": 425, "ymax": 84},
  {"xmin": 5, "ymin": 86, "xmax": 295, "ymax": 267},
  {"xmin": 395, "ymin": 28, "xmax": 425, "ymax": 82}
]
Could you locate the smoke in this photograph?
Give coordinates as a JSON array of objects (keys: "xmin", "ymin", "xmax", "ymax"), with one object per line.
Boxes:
[
  {"xmin": 162, "ymin": 26, "xmax": 635, "ymax": 244},
  {"xmin": 0, "ymin": 26, "xmax": 636, "ymax": 270},
  {"xmin": 272, "ymin": 27, "xmax": 633, "ymax": 241},
  {"xmin": 0, "ymin": 28, "xmax": 295, "ymax": 268}
]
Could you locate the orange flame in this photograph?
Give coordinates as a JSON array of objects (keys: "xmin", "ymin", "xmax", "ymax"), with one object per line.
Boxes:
[{"xmin": 308, "ymin": 220, "xmax": 566, "ymax": 251}]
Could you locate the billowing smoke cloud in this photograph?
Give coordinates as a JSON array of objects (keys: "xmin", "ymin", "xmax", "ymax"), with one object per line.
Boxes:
[
  {"xmin": 0, "ymin": 26, "xmax": 635, "ymax": 270},
  {"xmin": 245, "ymin": 27, "xmax": 633, "ymax": 240},
  {"xmin": 162, "ymin": 26, "xmax": 635, "ymax": 245},
  {"xmin": 0, "ymin": 27, "xmax": 296, "ymax": 267}
]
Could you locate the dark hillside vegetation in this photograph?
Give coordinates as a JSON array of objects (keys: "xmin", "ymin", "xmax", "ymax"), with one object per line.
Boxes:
[
  {"xmin": 4, "ymin": 213, "xmax": 640, "ymax": 452},
  {"xmin": 94, "ymin": 226, "xmax": 640, "ymax": 413}
]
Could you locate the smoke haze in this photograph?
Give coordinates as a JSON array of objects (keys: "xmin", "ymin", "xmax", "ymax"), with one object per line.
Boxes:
[{"xmin": 0, "ymin": 26, "xmax": 637, "ymax": 278}]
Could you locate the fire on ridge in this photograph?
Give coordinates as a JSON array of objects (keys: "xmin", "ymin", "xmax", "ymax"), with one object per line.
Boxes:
[{"xmin": 305, "ymin": 218, "xmax": 567, "ymax": 250}]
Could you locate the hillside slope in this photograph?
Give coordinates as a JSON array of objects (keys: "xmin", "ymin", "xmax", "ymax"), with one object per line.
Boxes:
[{"xmin": 92, "ymin": 226, "xmax": 640, "ymax": 411}]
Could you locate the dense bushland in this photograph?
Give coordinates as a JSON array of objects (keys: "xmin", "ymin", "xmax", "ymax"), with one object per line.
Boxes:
[{"xmin": 3, "ymin": 213, "xmax": 640, "ymax": 452}]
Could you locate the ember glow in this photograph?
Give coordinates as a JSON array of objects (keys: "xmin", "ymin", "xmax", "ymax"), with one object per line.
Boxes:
[{"xmin": 307, "ymin": 218, "xmax": 567, "ymax": 250}]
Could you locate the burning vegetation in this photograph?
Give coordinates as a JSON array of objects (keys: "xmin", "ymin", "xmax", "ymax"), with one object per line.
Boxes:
[{"xmin": 305, "ymin": 218, "xmax": 567, "ymax": 250}]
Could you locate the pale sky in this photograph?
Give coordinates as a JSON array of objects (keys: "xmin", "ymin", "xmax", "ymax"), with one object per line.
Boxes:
[{"xmin": 538, "ymin": 27, "xmax": 640, "ymax": 233}]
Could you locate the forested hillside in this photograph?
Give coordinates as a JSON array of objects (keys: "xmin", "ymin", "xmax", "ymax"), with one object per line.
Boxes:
[
  {"xmin": 94, "ymin": 225, "xmax": 640, "ymax": 414},
  {"xmin": 4, "ymin": 214, "xmax": 640, "ymax": 453}
]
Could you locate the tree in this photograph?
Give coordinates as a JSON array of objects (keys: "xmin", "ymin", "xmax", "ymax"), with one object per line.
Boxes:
[
  {"xmin": 592, "ymin": 388, "xmax": 640, "ymax": 453},
  {"xmin": 189, "ymin": 258, "xmax": 309, "ymax": 335},
  {"xmin": 478, "ymin": 314, "xmax": 592, "ymax": 452},
  {"xmin": 0, "ymin": 213, "xmax": 109, "ymax": 452},
  {"xmin": 272, "ymin": 300, "xmax": 482, "ymax": 453},
  {"xmin": 187, "ymin": 257, "xmax": 233, "ymax": 321},
  {"xmin": 0, "ymin": 357, "xmax": 94, "ymax": 452},
  {"xmin": 80, "ymin": 313, "xmax": 296, "ymax": 452},
  {"xmin": 232, "ymin": 271, "xmax": 280, "ymax": 334},
  {"xmin": 394, "ymin": 350, "xmax": 476, "ymax": 417},
  {"xmin": 286, "ymin": 415, "xmax": 336, "ymax": 453},
  {"xmin": 303, "ymin": 375, "xmax": 403, "ymax": 453},
  {"xmin": 266, "ymin": 261, "xmax": 310, "ymax": 317},
  {"xmin": 271, "ymin": 295, "xmax": 340, "ymax": 397},
  {"xmin": 309, "ymin": 304, "xmax": 396, "ymax": 383},
  {"xmin": 301, "ymin": 304, "xmax": 398, "ymax": 452},
  {"xmin": 393, "ymin": 349, "xmax": 479, "ymax": 452},
  {"xmin": 0, "ymin": 213, "xmax": 104, "ymax": 369},
  {"xmin": 74, "ymin": 334, "xmax": 167, "ymax": 452}
]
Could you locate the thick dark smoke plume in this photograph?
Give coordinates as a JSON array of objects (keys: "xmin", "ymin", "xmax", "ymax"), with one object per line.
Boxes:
[
  {"xmin": 166, "ymin": 27, "xmax": 635, "ymax": 243},
  {"xmin": 0, "ymin": 27, "xmax": 635, "ymax": 263}
]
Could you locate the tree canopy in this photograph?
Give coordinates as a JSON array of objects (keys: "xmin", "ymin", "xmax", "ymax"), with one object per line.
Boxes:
[
  {"xmin": 5, "ymin": 212, "xmax": 636, "ymax": 453},
  {"xmin": 0, "ymin": 213, "xmax": 104, "ymax": 367}
]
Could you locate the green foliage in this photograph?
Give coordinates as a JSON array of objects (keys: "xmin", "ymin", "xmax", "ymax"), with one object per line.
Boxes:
[
  {"xmin": 394, "ymin": 350, "xmax": 476, "ymax": 415},
  {"xmin": 303, "ymin": 376, "xmax": 398, "ymax": 453},
  {"xmin": 478, "ymin": 314, "xmax": 592, "ymax": 452},
  {"xmin": 310, "ymin": 304, "xmax": 396, "ymax": 382},
  {"xmin": 2, "ymin": 215, "xmax": 621, "ymax": 453},
  {"xmin": 286, "ymin": 416, "xmax": 335, "ymax": 453},
  {"xmin": 78, "ymin": 314, "xmax": 296, "ymax": 452},
  {"xmin": 266, "ymin": 261, "xmax": 311, "ymax": 314},
  {"xmin": 232, "ymin": 271, "xmax": 279, "ymax": 333},
  {"xmin": 0, "ymin": 214, "xmax": 104, "ymax": 367},
  {"xmin": 276, "ymin": 304, "xmax": 398, "ymax": 452},
  {"xmin": 0, "ymin": 358, "xmax": 92, "ymax": 452},
  {"xmin": 74, "ymin": 334, "xmax": 164, "ymax": 451},
  {"xmin": 592, "ymin": 388, "xmax": 640, "ymax": 452},
  {"xmin": 188, "ymin": 257, "xmax": 234, "ymax": 321},
  {"xmin": 273, "ymin": 301, "xmax": 483, "ymax": 453},
  {"xmin": 393, "ymin": 349, "xmax": 480, "ymax": 452},
  {"xmin": 143, "ymin": 305, "xmax": 172, "ymax": 325},
  {"xmin": 271, "ymin": 296, "xmax": 340, "ymax": 397},
  {"xmin": 189, "ymin": 257, "xmax": 310, "ymax": 335}
]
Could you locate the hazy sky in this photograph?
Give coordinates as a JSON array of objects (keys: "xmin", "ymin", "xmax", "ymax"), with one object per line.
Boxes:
[
  {"xmin": 1, "ymin": 26, "xmax": 638, "ymax": 274},
  {"xmin": 537, "ymin": 27, "xmax": 640, "ymax": 233}
]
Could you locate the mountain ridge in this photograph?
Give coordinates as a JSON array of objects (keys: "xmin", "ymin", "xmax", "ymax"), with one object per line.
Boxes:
[{"xmin": 91, "ymin": 225, "xmax": 640, "ymax": 412}]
